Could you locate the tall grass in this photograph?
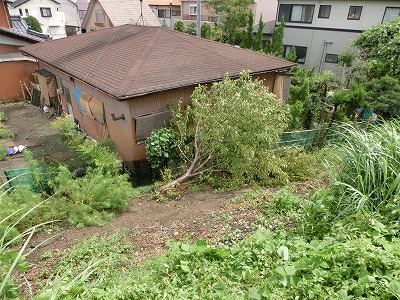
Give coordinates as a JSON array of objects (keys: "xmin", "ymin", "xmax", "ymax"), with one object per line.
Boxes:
[{"xmin": 329, "ymin": 120, "xmax": 400, "ymax": 215}]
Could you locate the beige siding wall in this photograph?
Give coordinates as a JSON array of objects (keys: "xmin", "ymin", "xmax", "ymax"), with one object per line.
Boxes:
[
  {"xmin": 34, "ymin": 64, "xmax": 282, "ymax": 163},
  {"xmin": 84, "ymin": 0, "xmax": 112, "ymax": 31}
]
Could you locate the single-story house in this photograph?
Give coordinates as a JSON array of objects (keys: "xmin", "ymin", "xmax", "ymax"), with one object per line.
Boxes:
[
  {"xmin": 21, "ymin": 24, "xmax": 295, "ymax": 173},
  {"xmin": 0, "ymin": 0, "xmax": 42, "ymax": 102}
]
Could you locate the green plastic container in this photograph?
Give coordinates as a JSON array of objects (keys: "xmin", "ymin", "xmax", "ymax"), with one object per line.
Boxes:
[{"xmin": 4, "ymin": 168, "xmax": 55, "ymax": 193}]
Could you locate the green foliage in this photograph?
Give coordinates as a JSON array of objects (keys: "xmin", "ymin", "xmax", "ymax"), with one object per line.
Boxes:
[
  {"xmin": 23, "ymin": 16, "xmax": 42, "ymax": 33},
  {"xmin": 174, "ymin": 20, "xmax": 185, "ymax": 32},
  {"xmin": 286, "ymin": 48, "xmax": 297, "ymax": 62},
  {"xmin": 207, "ymin": 0, "xmax": 254, "ymax": 45},
  {"xmin": 354, "ymin": 17, "xmax": 400, "ymax": 78},
  {"xmin": 167, "ymin": 71, "xmax": 289, "ymax": 190},
  {"xmin": 146, "ymin": 127, "xmax": 179, "ymax": 169},
  {"xmin": 201, "ymin": 23, "xmax": 212, "ymax": 39},
  {"xmin": 0, "ymin": 128, "xmax": 15, "ymax": 139},
  {"xmin": 54, "ymin": 231, "xmax": 135, "ymax": 285},
  {"xmin": 253, "ymin": 15, "xmax": 264, "ymax": 51},
  {"xmin": 338, "ymin": 48, "xmax": 356, "ymax": 68},
  {"xmin": 185, "ymin": 22, "xmax": 197, "ymax": 35},
  {"xmin": 240, "ymin": 10, "xmax": 254, "ymax": 49},
  {"xmin": 328, "ymin": 120, "xmax": 400, "ymax": 215},
  {"xmin": 265, "ymin": 18, "xmax": 284, "ymax": 57},
  {"xmin": 51, "ymin": 166, "xmax": 132, "ymax": 227},
  {"xmin": 288, "ymin": 68, "xmax": 339, "ymax": 129},
  {"xmin": 51, "ymin": 117, "xmax": 121, "ymax": 175},
  {"xmin": 0, "ymin": 112, "xmax": 6, "ymax": 122},
  {"xmin": 0, "ymin": 142, "xmax": 7, "ymax": 161}
]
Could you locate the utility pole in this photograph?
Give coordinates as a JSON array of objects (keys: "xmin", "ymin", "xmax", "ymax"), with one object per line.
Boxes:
[{"xmin": 197, "ymin": 0, "xmax": 201, "ymax": 37}]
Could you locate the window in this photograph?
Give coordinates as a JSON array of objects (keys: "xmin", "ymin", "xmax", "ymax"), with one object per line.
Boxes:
[
  {"xmin": 189, "ymin": 4, "xmax": 197, "ymax": 16},
  {"xmin": 278, "ymin": 4, "xmax": 314, "ymax": 23},
  {"xmin": 78, "ymin": 10, "xmax": 85, "ymax": 19},
  {"xmin": 40, "ymin": 7, "xmax": 52, "ymax": 17},
  {"xmin": 284, "ymin": 45, "xmax": 307, "ymax": 64},
  {"xmin": 19, "ymin": 8, "xmax": 22, "ymax": 15},
  {"xmin": 158, "ymin": 9, "xmax": 171, "ymax": 18},
  {"xmin": 25, "ymin": 8, "xmax": 29, "ymax": 16},
  {"xmin": 325, "ymin": 53, "xmax": 338, "ymax": 63},
  {"xmin": 318, "ymin": 5, "xmax": 331, "ymax": 18},
  {"xmin": 135, "ymin": 111, "xmax": 172, "ymax": 144},
  {"xmin": 95, "ymin": 11, "xmax": 105, "ymax": 25},
  {"xmin": 347, "ymin": 6, "xmax": 362, "ymax": 20},
  {"xmin": 172, "ymin": 9, "xmax": 181, "ymax": 16},
  {"xmin": 382, "ymin": 7, "xmax": 400, "ymax": 23}
]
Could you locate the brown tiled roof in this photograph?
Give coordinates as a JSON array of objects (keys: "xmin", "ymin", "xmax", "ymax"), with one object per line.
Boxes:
[
  {"xmin": 147, "ymin": 0, "xmax": 181, "ymax": 6},
  {"xmin": 21, "ymin": 25, "xmax": 295, "ymax": 100}
]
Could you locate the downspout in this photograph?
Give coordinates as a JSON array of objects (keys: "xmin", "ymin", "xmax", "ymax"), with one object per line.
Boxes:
[
  {"xmin": 318, "ymin": 40, "xmax": 332, "ymax": 73},
  {"xmin": 196, "ymin": 0, "xmax": 201, "ymax": 37}
]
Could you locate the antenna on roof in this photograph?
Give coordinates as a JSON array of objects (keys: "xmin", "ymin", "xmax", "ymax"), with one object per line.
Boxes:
[{"xmin": 135, "ymin": 0, "xmax": 148, "ymax": 26}]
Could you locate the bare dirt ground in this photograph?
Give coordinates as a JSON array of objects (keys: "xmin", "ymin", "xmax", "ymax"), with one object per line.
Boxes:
[{"xmin": 1, "ymin": 101, "xmax": 324, "ymax": 296}]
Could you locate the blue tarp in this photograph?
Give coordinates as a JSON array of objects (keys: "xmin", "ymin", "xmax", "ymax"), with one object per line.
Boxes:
[{"xmin": 72, "ymin": 86, "xmax": 85, "ymax": 113}]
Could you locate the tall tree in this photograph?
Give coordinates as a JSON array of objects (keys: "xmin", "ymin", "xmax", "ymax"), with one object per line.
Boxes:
[
  {"xmin": 353, "ymin": 17, "xmax": 400, "ymax": 78},
  {"xmin": 253, "ymin": 15, "xmax": 265, "ymax": 51},
  {"xmin": 240, "ymin": 10, "xmax": 255, "ymax": 49},
  {"xmin": 208, "ymin": 0, "xmax": 254, "ymax": 45},
  {"xmin": 265, "ymin": 18, "xmax": 285, "ymax": 57},
  {"xmin": 157, "ymin": 72, "xmax": 289, "ymax": 193}
]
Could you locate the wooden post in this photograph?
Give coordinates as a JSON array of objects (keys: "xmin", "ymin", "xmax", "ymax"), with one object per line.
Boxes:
[{"xmin": 20, "ymin": 81, "xmax": 26, "ymax": 101}]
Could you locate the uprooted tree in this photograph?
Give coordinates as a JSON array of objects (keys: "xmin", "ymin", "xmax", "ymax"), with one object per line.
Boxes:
[{"xmin": 156, "ymin": 71, "xmax": 289, "ymax": 194}]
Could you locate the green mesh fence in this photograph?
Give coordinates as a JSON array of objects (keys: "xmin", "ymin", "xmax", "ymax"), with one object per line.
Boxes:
[{"xmin": 3, "ymin": 168, "xmax": 55, "ymax": 193}]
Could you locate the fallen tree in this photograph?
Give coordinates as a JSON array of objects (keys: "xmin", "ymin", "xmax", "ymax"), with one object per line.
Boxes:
[{"xmin": 156, "ymin": 71, "xmax": 289, "ymax": 194}]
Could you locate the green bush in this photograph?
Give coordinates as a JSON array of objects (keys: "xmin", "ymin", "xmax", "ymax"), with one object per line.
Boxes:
[
  {"xmin": 23, "ymin": 16, "xmax": 42, "ymax": 32},
  {"xmin": 329, "ymin": 120, "xmax": 400, "ymax": 215},
  {"xmin": 0, "ymin": 112, "xmax": 6, "ymax": 122},
  {"xmin": 174, "ymin": 20, "xmax": 185, "ymax": 32},
  {"xmin": 146, "ymin": 127, "xmax": 179, "ymax": 169},
  {"xmin": 0, "ymin": 128, "xmax": 15, "ymax": 139}
]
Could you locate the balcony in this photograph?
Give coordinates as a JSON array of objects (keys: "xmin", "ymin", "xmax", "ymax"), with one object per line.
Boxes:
[{"xmin": 182, "ymin": 14, "xmax": 217, "ymax": 22}]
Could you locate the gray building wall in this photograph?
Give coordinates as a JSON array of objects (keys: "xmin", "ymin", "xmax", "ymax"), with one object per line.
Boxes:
[{"xmin": 278, "ymin": 0, "xmax": 400, "ymax": 74}]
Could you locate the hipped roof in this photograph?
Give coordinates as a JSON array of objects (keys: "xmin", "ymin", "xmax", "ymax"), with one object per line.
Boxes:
[{"xmin": 21, "ymin": 24, "xmax": 295, "ymax": 100}]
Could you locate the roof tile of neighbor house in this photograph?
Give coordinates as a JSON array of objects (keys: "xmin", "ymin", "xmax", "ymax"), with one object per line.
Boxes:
[
  {"xmin": 21, "ymin": 24, "xmax": 295, "ymax": 100},
  {"xmin": 0, "ymin": 26, "xmax": 43, "ymax": 42},
  {"xmin": 147, "ymin": 0, "xmax": 181, "ymax": 6},
  {"xmin": 95, "ymin": 0, "xmax": 160, "ymax": 27}
]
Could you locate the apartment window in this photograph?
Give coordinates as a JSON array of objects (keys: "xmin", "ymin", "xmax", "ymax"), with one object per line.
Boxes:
[
  {"xmin": 25, "ymin": 8, "xmax": 29, "ymax": 16},
  {"xmin": 284, "ymin": 45, "xmax": 307, "ymax": 64},
  {"xmin": 172, "ymin": 9, "xmax": 181, "ymax": 16},
  {"xmin": 158, "ymin": 9, "xmax": 171, "ymax": 18},
  {"xmin": 189, "ymin": 4, "xmax": 197, "ymax": 16},
  {"xmin": 318, "ymin": 5, "xmax": 331, "ymax": 18},
  {"xmin": 95, "ymin": 11, "xmax": 105, "ymax": 26},
  {"xmin": 347, "ymin": 6, "xmax": 362, "ymax": 20},
  {"xmin": 278, "ymin": 4, "xmax": 314, "ymax": 23},
  {"xmin": 78, "ymin": 10, "xmax": 85, "ymax": 19},
  {"xmin": 325, "ymin": 54, "xmax": 338, "ymax": 63},
  {"xmin": 382, "ymin": 7, "xmax": 400, "ymax": 23},
  {"xmin": 19, "ymin": 8, "xmax": 22, "ymax": 15},
  {"xmin": 40, "ymin": 7, "xmax": 52, "ymax": 17}
]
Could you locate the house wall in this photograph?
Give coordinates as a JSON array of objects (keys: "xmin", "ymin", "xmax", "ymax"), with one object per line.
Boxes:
[
  {"xmin": 59, "ymin": 0, "xmax": 80, "ymax": 28},
  {"xmin": 0, "ymin": 1, "xmax": 11, "ymax": 27},
  {"xmin": 278, "ymin": 0, "xmax": 400, "ymax": 74},
  {"xmin": 32, "ymin": 64, "xmax": 282, "ymax": 167},
  {"xmin": 0, "ymin": 60, "xmax": 38, "ymax": 102},
  {"xmin": 150, "ymin": 5, "xmax": 181, "ymax": 29},
  {"xmin": 180, "ymin": 0, "xmax": 215, "ymax": 23},
  {"xmin": 255, "ymin": 0, "xmax": 278, "ymax": 22},
  {"xmin": 83, "ymin": 0, "xmax": 112, "ymax": 31},
  {"xmin": 9, "ymin": 0, "xmax": 68, "ymax": 39}
]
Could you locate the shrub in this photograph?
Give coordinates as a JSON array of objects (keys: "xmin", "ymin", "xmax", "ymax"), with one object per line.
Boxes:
[
  {"xmin": 23, "ymin": 16, "xmax": 42, "ymax": 32},
  {"xmin": 0, "ymin": 128, "xmax": 15, "ymax": 139},
  {"xmin": 174, "ymin": 20, "xmax": 185, "ymax": 32},
  {"xmin": 146, "ymin": 127, "xmax": 179, "ymax": 169},
  {"xmin": 329, "ymin": 120, "xmax": 400, "ymax": 215},
  {"xmin": 0, "ymin": 112, "xmax": 6, "ymax": 122}
]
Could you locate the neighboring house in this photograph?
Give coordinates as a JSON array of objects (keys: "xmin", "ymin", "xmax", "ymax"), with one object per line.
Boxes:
[
  {"xmin": 148, "ymin": 0, "xmax": 181, "ymax": 29},
  {"xmin": 10, "ymin": 15, "xmax": 52, "ymax": 39},
  {"xmin": 9, "ymin": 0, "xmax": 80, "ymax": 39},
  {"xmin": 76, "ymin": 0, "xmax": 88, "ymax": 23},
  {"xmin": 179, "ymin": 0, "xmax": 217, "ymax": 25},
  {"xmin": 82, "ymin": 0, "xmax": 160, "ymax": 32},
  {"xmin": 253, "ymin": 19, "xmax": 276, "ymax": 48},
  {"xmin": 0, "ymin": 0, "xmax": 41, "ymax": 102},
  {"xmin": 276, "ymin": 0, "xmax": 400, "ymax": 74},
  {"xmin": 21, "ymin": 24, "xmax": 295, "ymax": 173},
  {"xmin": 254, "ymin": 0, "xmax": 278, "ymax": 22}
]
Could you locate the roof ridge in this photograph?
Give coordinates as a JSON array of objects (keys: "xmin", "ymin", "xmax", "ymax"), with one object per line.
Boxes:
[{"xmin": 118, "ymin": 26, "xmax": 162, "ymax": 96}]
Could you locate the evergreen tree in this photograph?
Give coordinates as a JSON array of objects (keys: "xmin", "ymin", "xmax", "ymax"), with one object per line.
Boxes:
[{"xmin": 265, "ymin": 18, "xmax": 284, "ymax": 57}]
